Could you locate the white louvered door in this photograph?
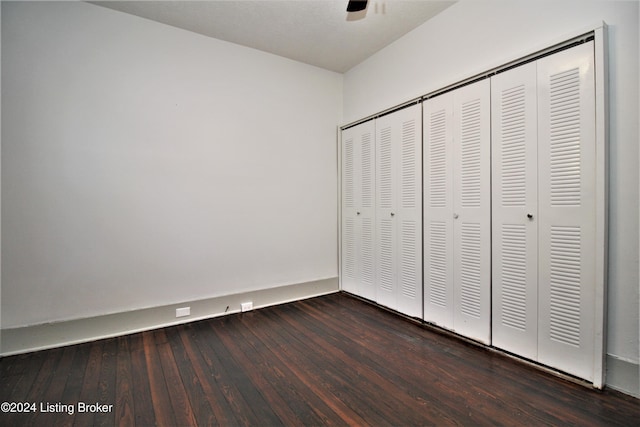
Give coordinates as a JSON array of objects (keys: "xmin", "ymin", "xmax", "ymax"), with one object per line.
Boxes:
[
  {"xmin": 423, "ymin": 80, "xmax": 491, "ymax": 343},
  {"xmin": 375, "ymin": 117, "xmax": 397, "ymax": 310},
  {"xmin": 452, "ymin": 80, "xmax": 492, "ymax": 344},
  {"xmin": 491, "ymin": 42, "xmax": 599, "ymax": 382},
  {"xmin": 341, "ymin": 126, "xmax": 358, "ymax": 295},
  {"xmin": 341, "ymin": 120, "xmax": 376, "ymax": 301},
  {"xmin": 424, "ymin": 93, "xmax": 454, "ymax": 328},
  {"xmin": 396, "ymin": 106, "xmax": 423, "ymax": 317},
  {"xmin": 491, "ymin": 62, "xmax": 539, "ymax": 359},
  {"xmin": 376, "ymin": 104, "xmax": 422, "ymax": 318},
  {"xmin": 537, "ymin": 42, "xmax": 597, "ymax": 381}
]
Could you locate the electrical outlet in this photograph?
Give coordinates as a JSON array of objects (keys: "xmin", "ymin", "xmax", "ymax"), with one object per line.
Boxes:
[
  {"xmin": 176, "ymin": 307, "xmax": 191, "ymax": 318},
  {"xmin": 241, "ymin": 302, "xmax": 253, "ymax": 312}
]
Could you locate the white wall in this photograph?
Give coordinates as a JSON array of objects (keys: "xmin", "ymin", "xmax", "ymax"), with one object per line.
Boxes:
[
  {"xmin": 1, "ymin": 1, "xmax": 342, "ymax": 328},
  {"xmin": 344, "ymin": 0, "xmax": 639, "ymax": 388}
]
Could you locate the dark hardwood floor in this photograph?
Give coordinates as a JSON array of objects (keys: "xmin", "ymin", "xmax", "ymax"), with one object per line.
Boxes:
[{"xmin": 1, "ymin": 292, "xmax": 638, "ymax": 426}]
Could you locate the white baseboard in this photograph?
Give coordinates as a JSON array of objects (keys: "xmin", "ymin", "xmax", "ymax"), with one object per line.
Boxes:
[
  {"xmin": 0, "ymin": 277, "xmax": 339, "ymax": 356},
  {"xmin": 606, "ymin": 354, "xmax": 640, "ymax": 398}
]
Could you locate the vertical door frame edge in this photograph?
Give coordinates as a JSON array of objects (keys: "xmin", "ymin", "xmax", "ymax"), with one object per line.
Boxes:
[
  {"xmin": 421, "ymin": 101, "xmax": 426, "ymax": 322},
  {"xmin": 337, "ymin": 125, "xmax": 344, "ymax": 291},
  {"xmin": 593, "ymin": 22, "xmax": 609, "ymax": 389}
]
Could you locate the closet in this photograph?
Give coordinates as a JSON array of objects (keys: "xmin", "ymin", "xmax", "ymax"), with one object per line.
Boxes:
[
  {"xmin": 423, "ymin": 79, "xmax": 491, "ymax": 344},
  {"xmin": 340, "ymin": 104, "xmax": 422, "ymax": 318},
  {"xmin": 340, "ymin": 33, "xmax": 606, "ymax": 386},
  {"xmin": 492, "ymin": 42, "xmax": 600, "ymax": 381}
]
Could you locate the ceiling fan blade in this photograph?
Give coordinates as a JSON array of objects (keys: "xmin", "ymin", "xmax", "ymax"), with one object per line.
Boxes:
[{"xmin": 346, "ymin": 0, "xmax": 368, "ymax": 12}]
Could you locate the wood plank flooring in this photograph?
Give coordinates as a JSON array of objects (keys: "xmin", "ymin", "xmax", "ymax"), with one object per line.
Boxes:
[{"xmin": 1, "ymin": 292, "xmax": 638, "ymax": 426}]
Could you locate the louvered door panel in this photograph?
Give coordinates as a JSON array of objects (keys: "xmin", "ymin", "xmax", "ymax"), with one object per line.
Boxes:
[
  {"xmin": 341, "ymin": 120, "xmax": 375, "ymax": 299},
  {"xmin": 491, "ymin": 62, "xmax": 539, "ymax": 359},
  {"xmin": 424, "ymin": 93, "xmax": 454, "ymax": 328},
  {"xmin": 396, "ymin": 106, "xmax": 422, "ymax": 318},
  {"xmin": 452, "ymin": 79, "xmax": 491, "ymax": 344},
  {"xmin": 375, "ymin": 104, "xmax": 422, "ymax": 317},
  {"xmin": 341, "ymin": 128, "xmax": 359, "ymax": 294},
  {"xmin": 537, "ymin": 42, "xmax": 596, "ymax": 381},
  {"xmin": 375, "ymin": 120, "xmax": 396, "ymax": 310},
  {"xmin": 359, "ymin": 129, "xmax": 377, "ymax": 300}
]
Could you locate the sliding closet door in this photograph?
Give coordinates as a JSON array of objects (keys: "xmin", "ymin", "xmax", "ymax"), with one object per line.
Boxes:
[
  {"xmin": 491, "ymin": 62, "xmax": 539, "ymax": 359},
  {"xmin": 376, "ymin": 104, "xmax": 422, "ymax": 318},
  {"xmin": 537, "ymin": 42, "xmax": 597, "ymax": 381},
  {"xmin": 424, "ymin": 93, "xmax": 454, "ymax": 328},
  {"xmin": 424, "ymin": 80, "xmax": 490, "ymax": 343},
  {"xmin": 452, "ymin": 79, "xmax": 492, "ymax": 344},
  {"xmin": 341, "ymin": 120, "xmax": 376, "ymax": 300}
]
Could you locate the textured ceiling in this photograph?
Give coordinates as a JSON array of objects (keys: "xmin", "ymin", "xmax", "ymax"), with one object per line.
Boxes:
[{"xmin": 90, "ymin": 1, "xmax": 456, "ymax": 73}]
